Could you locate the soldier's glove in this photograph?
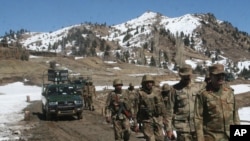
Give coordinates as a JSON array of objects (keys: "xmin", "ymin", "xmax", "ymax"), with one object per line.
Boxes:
[
  {"xmin": 105, "ymin": 116, "xmax": 111, "ymax": 123},
  {"xmin": 166, "ymin": 131, "xmax": 176, "ymax": 140}
]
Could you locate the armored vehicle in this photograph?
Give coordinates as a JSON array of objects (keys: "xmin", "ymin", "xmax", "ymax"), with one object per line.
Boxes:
[{"xmin": 41, "ymin": 69, "xmax": 83, "ymax": 120}]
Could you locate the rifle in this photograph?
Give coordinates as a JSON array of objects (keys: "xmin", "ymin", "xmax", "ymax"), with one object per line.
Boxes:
[{"xmin": 117, "ymin": 102, "xmax": 132, "ymax": 119}]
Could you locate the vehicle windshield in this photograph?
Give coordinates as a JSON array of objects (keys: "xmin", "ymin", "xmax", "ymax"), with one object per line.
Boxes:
[{"xmin": 47, "ymin": 85, "xmax": 77, "ymax": 95}]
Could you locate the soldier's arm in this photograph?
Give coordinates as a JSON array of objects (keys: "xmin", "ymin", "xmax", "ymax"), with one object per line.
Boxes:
[
  {"xmin": 233, "ymin": 91, "xmax": 240, "ymax": 124},
  {"xmin": 133, "ymin": 90, "xmax": 141, "ymax": 125},
  {"xmin": 104, "ymin": 92, "xmax": 112, "ymax": 117},
  {"xmin": 165, "ymin": 88, "xmax": 175, "ymax": 131},
  {"xmin": 94, "ymin": 87, "xmax": 97, "ymax": 98},
  {"xmin": 194, "ymin": 93, "xmax": 205, "ymax": 141}
]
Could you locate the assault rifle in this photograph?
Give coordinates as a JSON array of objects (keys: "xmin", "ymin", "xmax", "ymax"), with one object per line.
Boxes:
[{"xmin": 117, "ymin": 102, "xmax": 132, "ymax": 119}]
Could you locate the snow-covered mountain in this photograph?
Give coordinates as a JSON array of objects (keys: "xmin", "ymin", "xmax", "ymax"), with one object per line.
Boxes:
[
  {"xmin": 20, "ymin": 11, "xmax": 214, "ymax": 51},
  {"xmin": 1, "ymin": 11, "xmax": 250, "ymax": 76}
]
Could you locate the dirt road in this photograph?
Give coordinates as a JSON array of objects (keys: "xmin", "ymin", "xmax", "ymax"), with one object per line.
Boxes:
[
  {"xmin": 13, "ymin": 79, "xmax": 250, "ymax": 141},
  {"xmin": 20, "ymin": 93, "xmax": 145, "ymax": 141}
]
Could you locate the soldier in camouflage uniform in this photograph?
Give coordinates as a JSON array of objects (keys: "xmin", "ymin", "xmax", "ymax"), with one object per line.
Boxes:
[
  {"xmin": 83, "ymin": 80, "xmax": 96, "ymax": 111},
  {"xmin": 105, "ymin": 79, "xmax": 132, "ymax": 141},
  {"xmin": 82, "ymin": 81, "xmax": 89, "ymax": 108},
  {"xmin": 136, "ymin": 75, "xmax": 167, "ymax": 141},
  {"xmin": 161, "ymin": 83, "xmax": 171, "ymax": 108},
  {"xmin": 194, "ymin": 64, "xmax": 240, "ymax": 141},
  {"xmin": 126, "ymin": 83, "xmax": 138, "ymax": 125},
  {"xmin": 165, "ymin": 64, "xmax": 200, "ymax": 141}
]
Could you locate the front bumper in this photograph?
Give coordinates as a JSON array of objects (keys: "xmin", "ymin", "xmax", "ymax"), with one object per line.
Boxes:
[{"xmin": 48, "ymin": 105, "xmax": 83, "ymax": 116}]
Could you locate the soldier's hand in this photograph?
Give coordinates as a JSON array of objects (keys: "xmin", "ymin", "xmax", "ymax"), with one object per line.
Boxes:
[
  {"xmin": 166, "ymin": 131, "xmax": 175, "ymax": 140},
  {"xmin": 134, "ymin": 125, "xmax": 139, "ymax": 133}
]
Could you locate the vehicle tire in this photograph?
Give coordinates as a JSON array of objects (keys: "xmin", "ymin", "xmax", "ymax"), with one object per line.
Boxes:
[
  {"xmin": 42, "ymin": 104, "xmax": 47, "ymax": 119},
  {"xmin": 46, "ymin": 111, "xmax": 51, "ymax": 121},
  {"xmin": 77, "ymin": 112, "xmax": 83, "ymax": 120}
]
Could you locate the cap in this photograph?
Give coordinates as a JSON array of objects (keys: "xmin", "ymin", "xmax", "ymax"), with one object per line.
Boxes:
[
  {"xmin": 209, "ymin": 64, "xmax": 225, "ymax": 74},
  {"xmin": 179, "ymin": 64, "xmax": 192, "ymax": 76}
]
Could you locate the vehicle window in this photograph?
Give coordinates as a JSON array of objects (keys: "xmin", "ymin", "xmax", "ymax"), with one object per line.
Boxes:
[{"xmin": 47, "ymin": 87, "xmax": 57, "ymax": 95}]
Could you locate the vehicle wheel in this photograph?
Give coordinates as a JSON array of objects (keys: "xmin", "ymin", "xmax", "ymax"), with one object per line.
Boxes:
[
  {"xmin": 42, "ymin": 105, "xmax": 46, "ymax": 119},
  {"xmin": 77, "ymin": 112, "xmax": 83, "ymax": 120},
  {"xmin": 46, "ymin": 112, "xmax": 51, "ymax": 121}
]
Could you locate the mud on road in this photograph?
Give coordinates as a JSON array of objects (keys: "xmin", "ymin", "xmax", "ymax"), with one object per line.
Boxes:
[{"xmin": 20, "ymin": 92, "xmax": 145, "ymax": 141}]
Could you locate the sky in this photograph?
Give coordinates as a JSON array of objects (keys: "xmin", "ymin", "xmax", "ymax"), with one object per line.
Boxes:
[{"xmin": 1, "ymin": 0, "xmax": 250, "ymax": 36}]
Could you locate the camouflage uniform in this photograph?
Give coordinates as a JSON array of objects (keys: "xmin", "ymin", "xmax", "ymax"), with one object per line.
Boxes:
[
  {"xmin": 194, "ymin": 64, "xmax": 240, "ymax": 141},
  {"xmin": 161, "ymin": 83, "xmax": 171, "ymax": 108},
  {"xmin": 136, "ymin": 75, "xmax": 167, "ymax": 141},
  {"xmin": 165, "ymin": 64, "xmax": 200, "ymax": 141},
  {"xmin": 82, "ymin": 81, "xmax": 89, "ymax": 108},
  {"xmin": 105, "ymin": 79, "xmax": 132, "ymax": 141},
  {"xmin": 126, "ymin": 83, "xmax": 138, "ymax": 120},
  {"xmin": 83, "ymin": 80, "xmax": 96, "ymax": 111}
]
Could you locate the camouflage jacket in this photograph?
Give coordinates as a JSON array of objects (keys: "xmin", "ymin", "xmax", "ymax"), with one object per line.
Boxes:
[
  {"xmin": 165, "ymin": 81, "xmax": 200, "ymax": 132},
  {"xmin": 136, "ymin": 87, "xmax": 167, "ymax": 123},
  {"xmin": 126, "ymin": 89, "xmax": 139, "ymax": 116},
  {"xmin": 83, "ymin": 85, "xmax": 96, "ymax": 97},
  {"xmin": 194, "ymin": 83, "xmax": 240, "ymax": 141},
  {"xmin": 104, "ymin": 89, "xmax": 132, "ymax": 118}
]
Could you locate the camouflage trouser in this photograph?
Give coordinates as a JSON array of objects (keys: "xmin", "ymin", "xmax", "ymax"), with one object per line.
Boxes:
[
  {"xmin": 83, "ymin": 95, "xmax": 88, "ymax": 108},
  {"xmin": 112, "ymin": 116, "xmax": 131, "ymax": 141},
  {"xmin": 203, "ymin": 131, "xmax": 229, "ymax": 141},
  {"xmin": 176, "ymin": 131, "xmax": 196, "ymax": 141},
  {"xmin": 142, "ymin": 121, "xmax": 165, "ymax": 141},
  {"xmin": 86, "ymin": 95, "xmax": 94, "ymax": 110}
]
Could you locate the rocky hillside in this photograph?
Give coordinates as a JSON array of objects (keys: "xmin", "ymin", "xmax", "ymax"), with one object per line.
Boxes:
[{"xmin": 1, "ymin": 11, "xmax": 250, "ymax": 71}]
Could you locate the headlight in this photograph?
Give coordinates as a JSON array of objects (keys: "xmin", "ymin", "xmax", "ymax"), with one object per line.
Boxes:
[
  {"xmin": 74, "ymin": 100, "xmax": 83, "ymax": 104},
  {"xmin": 48, "ymin": 101, "xmax": 58, "ymax": 106}
]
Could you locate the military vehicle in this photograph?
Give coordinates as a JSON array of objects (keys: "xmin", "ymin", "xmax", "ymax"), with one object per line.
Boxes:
[{"xmin": 41, "ymin": 69, "xmax": 83, "ymax": 120}]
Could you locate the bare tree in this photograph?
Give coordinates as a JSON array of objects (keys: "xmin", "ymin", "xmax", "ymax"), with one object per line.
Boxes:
[{"xmin": 175, "ymin": 36, "xmax": 185, "ymax": 67}]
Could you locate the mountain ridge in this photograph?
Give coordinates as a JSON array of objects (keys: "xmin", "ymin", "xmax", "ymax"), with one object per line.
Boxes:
[{"xmin": 1, "ymin": 11, "xmax": 250, "ymax": 65}]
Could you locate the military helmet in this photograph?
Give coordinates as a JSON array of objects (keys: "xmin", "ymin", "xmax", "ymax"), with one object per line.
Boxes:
[
  {"xmin": 162, "ymin": 84, "xmax": 170, "ymax": 91},
  {"xmin": 89, "ymin": 81, "xmax": 93, "ymax": 85},
  {"xmin": 179, "ymin": 64, "xmax": 192, "ymax": 76},
  {"xmin": 113, "ymin": 79, "xmax": 123, "ymax": 86},
  {"xmin": 141, "ymin": 75, "xmax": 154, "ymax": 83}
]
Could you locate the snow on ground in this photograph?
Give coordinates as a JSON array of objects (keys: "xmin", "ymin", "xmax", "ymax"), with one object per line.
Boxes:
[{"xmin": 0, "ymin": 81, "xmax": 250, "ymax": 139}]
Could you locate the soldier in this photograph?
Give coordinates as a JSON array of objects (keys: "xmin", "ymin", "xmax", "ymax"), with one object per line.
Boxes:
[
  {"xmin": 136, "ymin": 75, "xmax": 167, "ymax": 141},
  {"xmin": 83, "ymin": 80, "xmax": 96, "ymax": 111},
  {"xmin": 105, "ymin": 79, "xmax": 132, "ymax": 141},
  {"xmin": 161, "ymin": 83, "xmax": 172, "ymax": 141},
  {"xmin": 161, "ymin": 83, "xmax": 171, "ymax": 107},
  {"xmin": 127, "ymin": 83, "xmax": 138, "ymax": 119},
  {"xmin": 194, "ymin": 64, "xmax": 240, "ymax": 141},
  {"xmin": 165, "ymin": 64, "xmax": 200, "ymax": 141},
  {"xmin": 82, "ymin": 81, "xmax": 89, "ymax": 108}
]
